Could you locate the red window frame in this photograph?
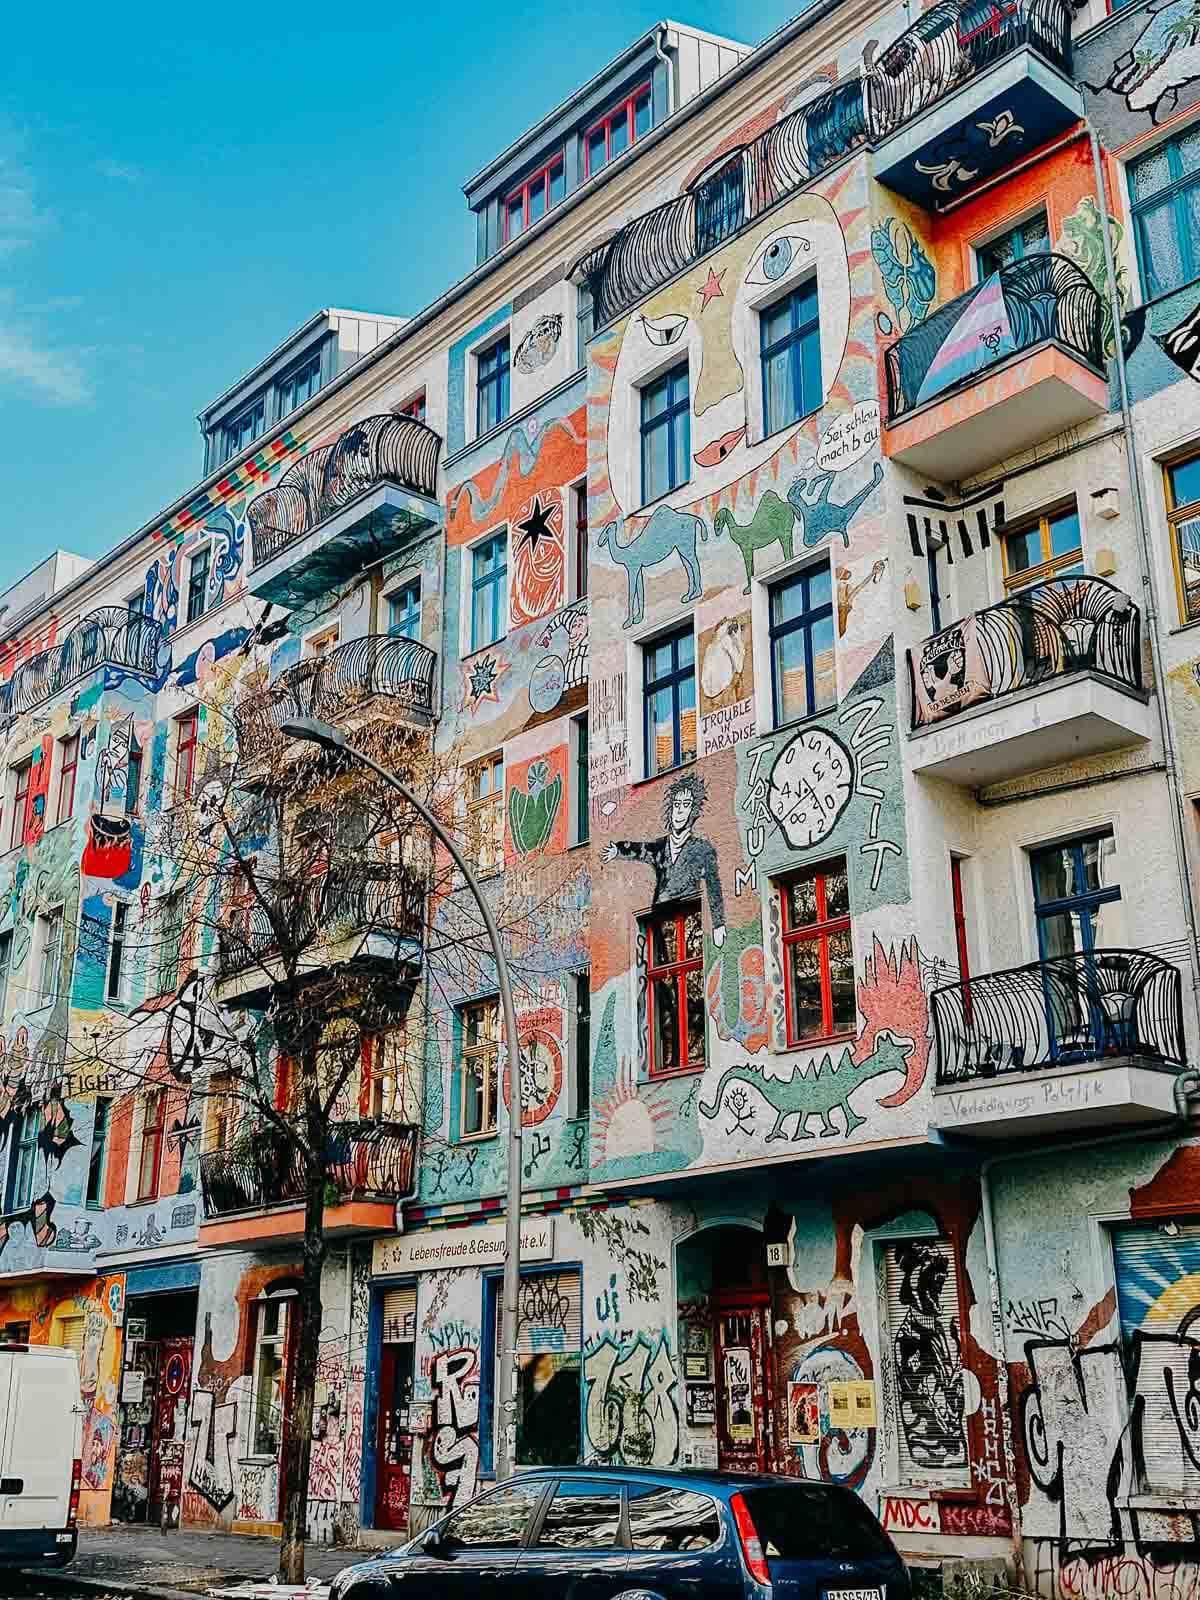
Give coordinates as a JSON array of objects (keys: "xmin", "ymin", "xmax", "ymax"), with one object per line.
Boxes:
[
  {"xmin": 779, "ymin": 860, "xmax": 854, "ymax": 1048},
  {"xmin": 503, "ymin": 154, "xmax": 564, "ymax": 242},
  {"xmin": 174, "ymin": 709, "xmax": 199, "ymax": 802},
  {"xmin": 644, "ymin": 904, "xmax": 705, "ymax": 1077},
  {"xmin": 138, "ymin": 1087, "xmax": 165, "ymax": 1200},
  {"xmin": 951, "ymin": 857, "xmax": 971, "ymax": 983},
  {"xmin": 9, "ymin": 760, "xmax": 31, "ymax": 850},
  {"xmin": 584, "ymin": 82, "xmax": 652, "ymax": 177},
  {"xmin": 397, "ymin": 391, "xmax": 426, "ymax": 423},
  {"xmin": 56, "ymin": 733, "xmax": 79, "ymax": 825}
]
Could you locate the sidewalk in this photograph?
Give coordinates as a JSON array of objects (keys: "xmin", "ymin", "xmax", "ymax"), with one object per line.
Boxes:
[{"xmin": 47, "ymin": 1526, "xmax": 368, "ymax": 1599}]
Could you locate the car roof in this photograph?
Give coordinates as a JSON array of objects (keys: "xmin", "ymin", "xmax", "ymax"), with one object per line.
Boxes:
[{"xmin": 515, "ymin": 1465, "xmax": 849, "ymax": 1492}]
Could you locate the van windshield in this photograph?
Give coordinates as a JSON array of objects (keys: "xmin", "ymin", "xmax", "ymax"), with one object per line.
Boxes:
[{"xmin": 742, "ymin": 1486, "xmax": 894, "ymax": 1561}]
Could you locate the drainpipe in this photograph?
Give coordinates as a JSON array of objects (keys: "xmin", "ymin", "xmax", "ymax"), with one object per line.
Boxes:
[
  {"xmin": 1086, "ymin": 126, "xmax": 1200, "ymax": 1037},
  {"xmin": 655, "ymin": 25, "xmax": 675, "ymax": 118},
  {"xmin": 975, "ymin": 1102, "xmax": 1198, "ymax": 1590}
]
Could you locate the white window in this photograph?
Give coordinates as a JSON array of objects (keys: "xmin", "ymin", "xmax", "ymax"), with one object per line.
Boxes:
[
  {"xmin": 466, "ymin": 754, "xmax": 504, "ymax": 875},
  {"xmin": 303, "ymin": 622, "xmax": 340, "ymax": 659},
  {"xmin": 251, "ymin": 1296, "xmax": 290, "ymax": 1457},
  {"xmin": 37, "ymin": 907, "xmax": 64, "ymax": 1006}
]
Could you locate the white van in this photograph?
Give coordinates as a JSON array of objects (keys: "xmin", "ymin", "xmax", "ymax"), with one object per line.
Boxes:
[{"xmin": 0, "ymin": 1343, "xmax": 83, "ymax": 1570}]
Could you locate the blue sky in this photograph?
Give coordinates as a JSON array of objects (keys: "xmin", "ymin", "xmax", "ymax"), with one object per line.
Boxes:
[{"xmin": 0, "ymin": 0, "xmax": 802, "ymax": 594}]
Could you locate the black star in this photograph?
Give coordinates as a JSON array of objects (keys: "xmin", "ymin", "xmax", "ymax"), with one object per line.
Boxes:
[{"xmin": 516, "ymin": 495, "xmax": 559, "ymax": 553}]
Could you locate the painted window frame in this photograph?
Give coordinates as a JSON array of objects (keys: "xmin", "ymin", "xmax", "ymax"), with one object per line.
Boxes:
[
  {"xmin": 974, "ymin": 207, "xmax": 1050, "ymax": 281},
  {"xmin": 387, "ymin": 577, "xmax": 422, "ymax": 641},
  {"xmin": 476, "ymin": 335, "xmax": 511, "ymax": 437},
  {"xmin": 644, "ymin": 903, "xmax": 706, "ymax": 1078},
  {"xmin": 37, "ymin": 906, "xmax": 64, "ymax": 1006},
  {"xmin": 642, "ymin": 624, "xmax": 697, "ymax": 780},
  {"xmin": 396, "ymin": 390, "xmax": 427, "ymax": 423},
  {"xmin": 137, "ymin": 1087, "xmax": 166, "ymax": 1201},
  {"xmin": 457, "ymin": 995, "xmax": 500, "ymax": 1140},
  {"xmin": 9, "ymin": 757, "xmax": 33, "ymax": 851},
  {"xmin": 777, "ymin": 858, "xmax": 855, "ymax": 1049},
  {"xmin": 466, "ymin": 752, "xmax": 504, "ymax": 877},
  {"xmin": 56, "ymin": 731, "xmax": 79, "ymax": 826},
  {"xmin": 86, "ymin": 1097, "xmax": 111, "ymax": 1210},
  {"xmin": 469, "ymin": 529, "xmax": 508, "ymax": 653},
  {"xmin": 174, "ymin": 709, "xmax": 199, "ymax": 803},
  {"xmin": 1165, "ymin": 444, "xmax": 1200, "ymax": 625},
  {"xmin": 759, "ymin": 279, "xmax": 822, "ymax": 437},
  {"xmin": 1030, "ymin": 830, "xmax": 1121, "ymax": 963},
  {"xmin": 584, "ymin": 82, "xmax": 652, "ymax": 177},
  {"xmin": 1000, "ymin": 502, "xmax": 1083, "ymax": 592},
  {"xmin": 1129, "ymin": 128, "xmax": 1200, "ymax": 301},
  {"xmin": 768, "ymin": 560, "xmax": 837, "ymax": 729},
  {"xmin": 639, "ymin": 361, "xmax": 691, "ymax": 505},
  {"xmin": 503, "ymin": 154, "xmax": 565, "ymax": 243}
]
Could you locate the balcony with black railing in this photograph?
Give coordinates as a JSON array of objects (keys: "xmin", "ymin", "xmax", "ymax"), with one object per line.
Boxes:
[
  {"xmin": 235, "ymin": 633, "xmax": 437, "ymax": 771},
  {"xmin": 0, "ymin": 607, "xmax": 165, "ymax": 724},
  {"xmin": 579, "ymin": 0, "xmax": 1075, "ymax": 329},
  {"xmin": 884, "ymin": 254, "xmax": 1110, "ymax": 478},
  {"xmin": 930, "ymin": 950, "xmax": 1186, "ymax": 1138},
  {"xmin": 198, "ymin": 1119, "xmax": 417, "ymax": 1246},
  {"xmin": 247, "ymin": 414, "xmax": 442, "ymax": 610},
  {"xmin": 908, "ymin": 574, "xmax": 1151, "ymax": 784}
]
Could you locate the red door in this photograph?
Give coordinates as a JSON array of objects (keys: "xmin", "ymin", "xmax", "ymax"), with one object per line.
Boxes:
[
  {"xmin": 374, "ymin": 1344, "xmax": 415, "ymax": 1530},
  {"xmin": 715, "ymin": 1306, "xmax": 771, "ymax": 1474},
  {"xmin": 148, "ymin": 1337, "xmax": 193, "ymax": 1525}
]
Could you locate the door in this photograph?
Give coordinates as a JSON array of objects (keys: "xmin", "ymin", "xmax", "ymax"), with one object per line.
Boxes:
[
  {"xmin": 147, "ymin": 1337, "xmax": 192, "ymax": 1525},
  {"xmin": 516, "ymin": 1477, "xmax": 629, "ymax": 1600},
  {"xmin": 403, "ymin": 1476, "xmax": 550, "ymax": 1599},
  {"xmin": 715, "ymin": 1306, "xmax": 771, "ymax": 1473},
  {"xmin": 374, "ymin": 1342, "xmax": 415, "ymax": 1530},
  {"xmin": 1031, "ymin": 833, "xmax": 1121, "ymax": 1061}
]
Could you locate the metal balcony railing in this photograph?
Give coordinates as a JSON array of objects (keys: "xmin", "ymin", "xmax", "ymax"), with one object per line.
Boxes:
[
  {"xmin": 199, "ymin": 1119, "xmax": 417, "ymax": 1219},
  {"xmin": 216, "ymin": 862, "xmax": 426, "ymax": 978},
  {"xmin": 885, "ymin": 254, "xmax": 1106, "ymax": 421},
  {"xmin": 909, "ymin": 575, "xmax": 1141, "ymax": 731},
  {"xmin": 248, "ymin": 414, "xmax": 442, "ymax": 570},
  {"xmin": 236, "ymin": 634, "xmax": 437, "ymax": 764},
  {"xmin": 581, "ymin": 0, "xmax": 1072, "ymax": 328},
  {"xmin": 931, "ymin": 950, "xmax": 1186, "ymax": 1087},
  {"xmin": 0, "ymin": 607, "xmax": 163, "ymax": 721}
]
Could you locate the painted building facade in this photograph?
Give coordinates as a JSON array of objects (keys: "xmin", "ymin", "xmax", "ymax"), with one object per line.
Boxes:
[{"xmin": 2, "ymin": 0, "xmax": 1200, "ymax": 1588}]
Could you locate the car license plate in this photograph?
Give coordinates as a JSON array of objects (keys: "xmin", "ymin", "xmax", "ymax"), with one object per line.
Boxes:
[{"xmin": 824, "ymin": 1589, "xmax": 883, "ymax": 1600}]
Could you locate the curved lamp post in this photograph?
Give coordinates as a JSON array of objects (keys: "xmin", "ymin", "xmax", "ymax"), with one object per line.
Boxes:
[{"xmin": 280, "ymin": 715, "xmax": 524, "ymax": 1482}]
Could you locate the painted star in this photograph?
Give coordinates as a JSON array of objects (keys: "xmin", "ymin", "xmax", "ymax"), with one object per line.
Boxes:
[
  {"xmin": 464, "ymin": 653, "xmax": 509, "ymax": 708},
  {"xmin": 696, "ymin": 267, "xmax": 726, "ymax": 311},
  {"xmin": 516, "ymin": 495, "xmax": 560, "ymax": 553}
]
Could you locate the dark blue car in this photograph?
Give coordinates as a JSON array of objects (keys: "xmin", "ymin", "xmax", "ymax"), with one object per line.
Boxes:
[{"xmin": 329, "ymin": 1466, "xmax": 911, "ymax": 1600}]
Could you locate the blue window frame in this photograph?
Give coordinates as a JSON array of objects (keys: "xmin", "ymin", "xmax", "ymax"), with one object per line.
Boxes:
[
  {"xmin": 275, "ymin": 352, "xmax": 322, "ymax": 417},
  {"xmin": 1130, "ymin": 126, "xmax": 1200, "ymax": 301},
  {"xmin": 761, "ymin": 281, "xmax": 821, "ymax": 436},
  {"xmin": 643, "ymin": 626, "xmax": 696, "ymax": 779},
  {"xmin": 477, "ymin": 336, "xmax": 510, "ymax": 436},
  {"xmin": 695, "ymin": 156, "xmax": 744, "ymax": 255},
  {"xmin": 769, "ymin": 563, "xmax": 836, "ymax": 727},
  {"xmin": 471, "ymin": 532, "xmax": 507, "ymax": 651},
  {"xmin": 977, "ymin": 210, "xmax": 1049, "ymax": 280},
  {"xmin": 187, "ymin": 546, "xmax": 211, "ymax": 625},
  {"xmin": 640, "ymin": 363, "xmax": 690, "ymax": 505},
  {"xmin": 387, "ymin": 578, "xmax": 421, "ymax": 641},
  {"xmin": 221, "ymin": 396, "xmax": 266, "ymax": 465},
  {"xmin": 1031, "ymin": 832, "xmax": 1122, "ymax": 1060}
]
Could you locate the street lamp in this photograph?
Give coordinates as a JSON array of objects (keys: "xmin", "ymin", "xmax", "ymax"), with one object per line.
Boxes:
[{"xmin": 280, "ymin": 715, "xmax": 525, "ymax": 1481}]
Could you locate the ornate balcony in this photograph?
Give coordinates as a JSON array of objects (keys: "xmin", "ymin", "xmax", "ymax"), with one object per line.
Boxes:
[
  {"xmin": 0, "ymin": 607, "xmax": 165, "ymax": 723},
  {"xmin": 870, "ymin": 0, "xmax": 1079, "ymax": 209},
  {"xmin": 198, "ymin": 1119, "xmax": 417, "ymax": 1248},
  {"xmin": 908, "ymin": 575, "xmax": 1151, "ymax": 784},
  {"xmin": 247, "ymin": 414, "xmax": 442, "ymax": 609},
  {"xmin": 930, "ymin": 951, "xmax": 1186, "ymax": 1139},
  {"xmin": 581, "ymin": 0, "xmax": 1074, "ymax": 328},
  {"xmin": 235, "ymin": 634, "xmax": 437, "ymax": 770},
  {"xmin": 884, "ymin": 255, "xmax": 1109, "ymax": 477}
]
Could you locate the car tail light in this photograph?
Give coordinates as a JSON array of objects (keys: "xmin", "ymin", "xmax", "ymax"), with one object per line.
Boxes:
[
  {"xmin": 730, "ymin": 1492, "xmax": 771, "ymax": 1588},
  {"xmin": 67, "ymin": 1458, "xmax": 81, "ymax": 1529},
  {"xmin": 0, "ymin": 1343, "xmax": 29, "ymax": 1352}
]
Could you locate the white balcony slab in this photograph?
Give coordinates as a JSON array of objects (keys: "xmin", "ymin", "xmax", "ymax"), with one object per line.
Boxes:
[{"xmin": 932, "ymin": 1058, "xmax": 1178, "ymax": 1139}]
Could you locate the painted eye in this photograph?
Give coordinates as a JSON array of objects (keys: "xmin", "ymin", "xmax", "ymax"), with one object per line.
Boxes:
[
  {"xmin": 747, "ymin": 234, "xmax": 810, "ymax": 286},
  {"xmin": 640, "ymin": 312, "xmax": 687, "ymax": 347}
]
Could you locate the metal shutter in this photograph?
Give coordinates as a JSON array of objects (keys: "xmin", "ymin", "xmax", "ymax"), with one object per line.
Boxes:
[
  {"xmin": 882, "ymin": 1239, "xmax": 970, "ymax": 1486},
  {"xmin": 381, "ymin": 1287, "xmax": 417, "ymax": 1344},
  {"xmin": 1112, "ymin": 1223, "xmax": 1200, "ymax": 1494},
  {"xmin": 56, "ymin": 1315, "xmax": 86, "ymax": 1356},
  {"xmin": 498, "ymin": 1269, "xmax": 583, "ymax": 1354}
]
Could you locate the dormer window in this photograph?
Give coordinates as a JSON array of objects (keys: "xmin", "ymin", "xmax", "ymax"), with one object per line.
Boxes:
[
  {"xmin": 275, "ymin": 351, "xmax": 322, "ymax": 418},
  {"xmin": 220, "ymin": 395, "xmax": 266, "ymax": 466},
  {"xmin": 504, "ymin": 155, "xmax": 565, "ymax": 242},
  {"xmin": 586, "ymin": 84, "xmax": 651, "ymax": 177}
]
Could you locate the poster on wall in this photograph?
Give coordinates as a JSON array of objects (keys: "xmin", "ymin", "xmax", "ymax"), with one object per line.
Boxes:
[
  {"xmin": 686, "ymin": 1384, "xmax": 717, "ymax": 1426},
  {"xmin": 829, "ymin": 1379, "xmax": 877, "ymax": 1429},
  {"xmin": 787, "ymin": 1380, "xmax": 820, "ymax": 1445},
  {"xmin": 121, "ymin": 1371, "xmax": 145, "ymax": 1403},
  {"xmin": 723, "ymin": 1348, "xmax": 754, "ymax": 1444}
]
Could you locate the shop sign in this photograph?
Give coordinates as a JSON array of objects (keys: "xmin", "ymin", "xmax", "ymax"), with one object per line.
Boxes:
[{"xmin": 372, "ymin": 1219, "xmax": 554, "ymax": 1275}]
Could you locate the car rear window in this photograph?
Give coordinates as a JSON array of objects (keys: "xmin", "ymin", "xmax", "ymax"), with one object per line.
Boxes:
[
  {"xmin": 742, "ymin": 1485, "xmax": 894, "ymax": 1561},
  {"xmin": 628, "ymin": 1485, "xmax": 722, "ymax": 1551}
]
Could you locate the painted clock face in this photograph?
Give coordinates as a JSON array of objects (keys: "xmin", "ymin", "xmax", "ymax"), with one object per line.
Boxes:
[{"xmin": 768, "ymin": 726, "xmax": 854, "ymax": 850}]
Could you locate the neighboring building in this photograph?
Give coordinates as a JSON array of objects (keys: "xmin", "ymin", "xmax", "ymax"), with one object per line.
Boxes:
[{"xmin": 3, "ymin": 0, "xmax": 1200, "ymax": 1588}]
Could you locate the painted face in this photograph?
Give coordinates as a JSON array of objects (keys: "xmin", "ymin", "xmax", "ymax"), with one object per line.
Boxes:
[
  {"xmin": 670, "ymin": 793, "xmax": 694, "ymax": 833},
  {"xmin": 606, "ymin": 191, "xmax": 851, "ymax": 516}
]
